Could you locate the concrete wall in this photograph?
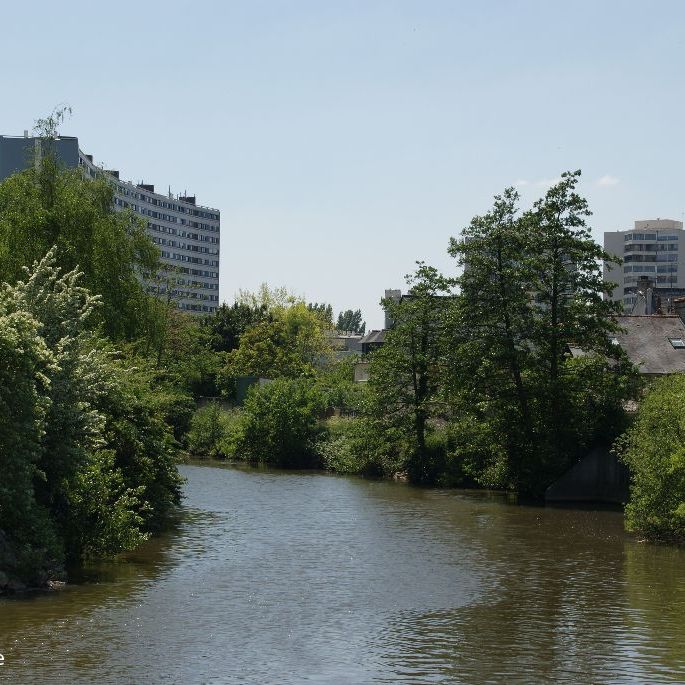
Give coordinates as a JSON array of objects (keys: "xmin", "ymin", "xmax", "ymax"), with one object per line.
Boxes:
[{"xmin": 354, "ymin": 362, "xmax": 370, "ymax": 383}]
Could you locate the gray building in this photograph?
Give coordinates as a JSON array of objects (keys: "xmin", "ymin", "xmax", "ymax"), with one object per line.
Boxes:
[
  {"xmin": 604, "ymin": 219, "xmax": 685, "ymax": 314},
  {"xmin": 0, "ymin": 133, "xmax": 220, "ymax": 314}
]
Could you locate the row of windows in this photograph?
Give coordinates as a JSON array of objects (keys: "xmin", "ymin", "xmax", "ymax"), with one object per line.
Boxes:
[
  {"xmin": 186, "ymin": 219, "xmax": 219, "ymax": 232},
  {"xmin": 151, "ymin": 236, "xmax": 218, "ymax": 255},
  {"xmin": 624, "ymin": 233, "xmax": 679, "ymax": 241},
  {"xmin": 624, "ymin": 265, "xmax": 656, "ymax": 272},
  {"xmin": 624, "ymin": 274, "xmax": 680, "ymax": 284},
  {"xmin": 182, "ymin": 266, "xmax": 218, "ymax": 279},
  {"xmin": 177, "ymin": 278, "xmax": 219, "ymax": 290},
  {"xmin": 622, "ymin": 265, "xmax": 679, "ymax": 273},
  {"xmin": 147, "ymin": 222, "xmax": 219, "ymax": 244},
  {"xmin": 159, "ymin": 250, "xmax": 219, "ymax": 267},
  {"xmin": 624, "ymin": 243, "xmax": 678, "ymax": 252},
  {"xmin": 628, "ymin": 254, "xmax": 683, "ymax": 262}
]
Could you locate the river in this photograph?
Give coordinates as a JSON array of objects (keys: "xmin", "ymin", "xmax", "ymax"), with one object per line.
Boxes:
[{"xmin": 1, "ymin": 462, "xmax": 684, "ymax": 684}]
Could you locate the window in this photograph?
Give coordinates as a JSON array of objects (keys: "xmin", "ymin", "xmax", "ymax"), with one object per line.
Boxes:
[{"xmin": 668, "ymin": 338, "xmax": 685, "ymax": 349}]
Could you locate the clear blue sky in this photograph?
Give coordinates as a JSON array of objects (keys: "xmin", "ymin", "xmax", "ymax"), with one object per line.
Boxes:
[{"xmin": 2, "ymin": 0, "xmax": 684, "ymax": 328}]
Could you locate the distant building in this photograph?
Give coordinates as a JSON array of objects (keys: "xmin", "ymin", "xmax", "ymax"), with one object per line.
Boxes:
[
  {"xmin": 383, "ymin": 289, "xmax": 401, "ymax": 329},
  {"xmin": 0, "ymin": 133, "xmax": 220, "ymax": 314},
  {"xmin": 359, "ymin": 329, "xmax": 387, "ymax": 355},
  {"xmin": 604, "ymin": 220, "xmax": 685, "ymax": 314},
  {"xmin": 328, "ymin": 332, "xmax": 363, "ymax": 359}
]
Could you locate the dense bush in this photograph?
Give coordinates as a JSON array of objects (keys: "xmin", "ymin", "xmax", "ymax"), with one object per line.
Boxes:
[
  {"xmin": 618, "ymin": 376, "xmax": 685, "ymax": 543},
  {"xmin": 0, "ymin": 251, "xmax": 182, "ymax": 584},
  {"xmin": 187, "ymin": 403, "xmax": 243, "ymax": 459},
  {"xmin": 237, "ymin": 378, "xmax": 327, "ymax": 468},
  {"xmin": 317, "ymin": 416, "xmax": 404, "ymax": 478}
]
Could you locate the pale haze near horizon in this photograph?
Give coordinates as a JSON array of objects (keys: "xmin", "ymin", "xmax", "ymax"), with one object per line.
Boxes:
[{"xmin": 2, "ymin": 0, "xmax": 683, "ymax": 329}]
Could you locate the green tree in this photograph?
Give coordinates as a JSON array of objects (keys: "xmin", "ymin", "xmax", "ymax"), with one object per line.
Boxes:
[
  {"xmin": 448, "ymin": 187, "xmax": 535, "ymax": 488},
  {"xmin": 448, "ymin": 173, "xmax": 636, "ymax": 495},
  {"xmin": 368, "ymin": 263, "xmax": 454, "ymax": 483},
  {"xmin": 336, "ymin": 308, "xmax": 366, "ymax": 335},
  {"xmin": 617, "ymin": 375, "xmax": 685, "ymax": 543},
  {"xmin": 204, "ymin": 301, "xmax": 270, "ymax": 353},
  {"xmin": 237, "ymin": 378, "xmax": 327, "ymax": 468},
  {"xmin": 0, "ymin": 283, "xmax": 59, "ymax": 581},
  {"xmin": 218, "ymin": 300, "xmax": 334, "ymax": 387},
  {"xmin": 307, "ymin": 301, "xmax": 333, "ymax": 326}
]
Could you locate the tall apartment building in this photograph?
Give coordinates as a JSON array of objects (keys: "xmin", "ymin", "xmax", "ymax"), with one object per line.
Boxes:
[
  {"xmin": 604, "ymin": 219, "xmax": 685, "ymax": 313},
  {"xmin": 0, "ymin": 133, "xmax": 220, "ymax": 314}
]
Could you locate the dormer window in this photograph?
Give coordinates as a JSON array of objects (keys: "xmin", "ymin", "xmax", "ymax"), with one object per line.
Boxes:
[{"xmin": 668, "ymin": 338, "xmax": 685, "ymax": 349}]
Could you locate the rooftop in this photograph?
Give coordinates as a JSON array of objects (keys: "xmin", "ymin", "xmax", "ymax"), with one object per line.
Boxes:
[{"xmin": 571, "ymin": 315, "xmax": 685, "ymax": 375}]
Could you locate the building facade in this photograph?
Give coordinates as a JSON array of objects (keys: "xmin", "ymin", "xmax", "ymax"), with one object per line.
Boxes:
[
  {"xmin": 0, "ymin": 133, "xmax": 220, "ymax": 314},
  {"xmin": 604, "ymin": 219, "xmax": 685, "ymax": 313}
]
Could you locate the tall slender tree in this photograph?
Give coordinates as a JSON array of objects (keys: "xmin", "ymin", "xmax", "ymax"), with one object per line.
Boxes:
[
  {"xmin": 448, "ymin": 187, "xmax": 535, "ymax": 488},
  {"xmin": 369, "ymin": 263, "xmax": 454, "ymax": 483},
  {"xmin": 525, "ymin": 170, "xmax": 625, "ymax": 480}
]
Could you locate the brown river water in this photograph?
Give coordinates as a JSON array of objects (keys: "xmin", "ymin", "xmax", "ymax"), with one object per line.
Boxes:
[{"xmin": 1, "ymin": 462, "xmax": 684, "ymax": 684}]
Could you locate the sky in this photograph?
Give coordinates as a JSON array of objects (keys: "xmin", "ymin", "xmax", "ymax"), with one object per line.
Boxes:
[{"xmin": 2, "ymin": 0, "xmax": 684, "ymax": 328}]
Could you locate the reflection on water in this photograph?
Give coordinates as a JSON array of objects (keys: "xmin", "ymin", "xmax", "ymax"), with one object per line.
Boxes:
[{"xmin": 1, "ymin": 463, "xmax": 684, "ymax": 684}]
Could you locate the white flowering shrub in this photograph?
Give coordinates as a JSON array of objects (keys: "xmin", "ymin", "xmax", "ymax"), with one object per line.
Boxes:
[{"xmin": 0, "ymin": 248, "xmax": 181, "ymax": 582}]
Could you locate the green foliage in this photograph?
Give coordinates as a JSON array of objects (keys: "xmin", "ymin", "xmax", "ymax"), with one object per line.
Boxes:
[
  {"xmin": 218, "ymin": 301, "xmax": 334, "ymax": 387},
  {"xmin": 0, "ymin": 249, "xmax": 182, "ymax": 584},
  {"xmin": 61, "ymin": 449, "xmax": 147, "ymax": 558},
  {"xmin": 187, "ymin": 403, "xmax": 244, "ymax": 459},
  {"xmin": 237, "ymin": 378, "xmax": 327, "ymax": 468},
  {"xmin": 95, "ymin": 360, "xmax": 182, "ymax": 534},
  {"xmin": 307, "ymin": 301, "xmax": 333, "ymax": 326},
  {"xmin": 368, "ymin": 263, "xmax": 455, "ymax": 483},
  {"xmin": 204, "ymin": 301, "xmax": 270, "ymax": 353},
  {"xmin": 336, "ymin": 308, "xmax": 366, "ymax": 335},
  {"xmin": 618, "ymin": 376, "xmax": 685, "ymax": 543},
  {"xmin": 317, "ymin": 415, "xmax": 404, "ymax": 478},
  {"xmin": 237, "ymin": 283, "xmax": 301, "ymax": 310},
  {"xmin": 0, "ymin": 289, "xmax": 61, "ymax": 581},
  {"xmin": 447, "ymin": 173, "xmax": 637, "ymax": 496}
]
